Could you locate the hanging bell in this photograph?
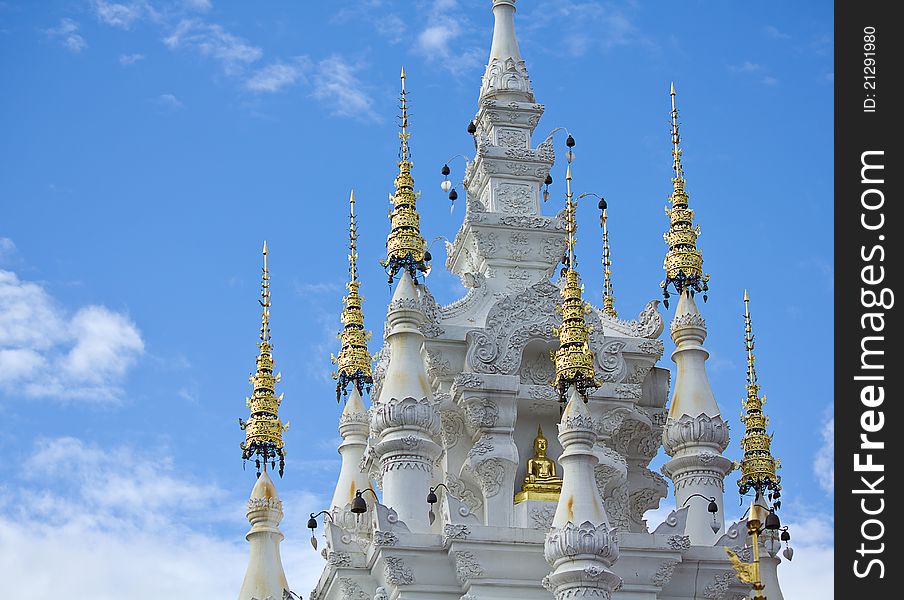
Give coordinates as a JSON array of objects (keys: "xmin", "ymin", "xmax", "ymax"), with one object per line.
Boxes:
[
  {"xmin": 449, "ymin": 188, "xmax": 458, "ymax": 201},
  {"xmin": 467, "ymin": 121, "xmax": 477, "ymax": 135}
]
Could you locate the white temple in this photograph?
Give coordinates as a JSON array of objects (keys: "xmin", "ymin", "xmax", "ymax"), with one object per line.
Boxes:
[{"xmin": 235, "ymin": 2, "xmax": 791, "ymax": 599}]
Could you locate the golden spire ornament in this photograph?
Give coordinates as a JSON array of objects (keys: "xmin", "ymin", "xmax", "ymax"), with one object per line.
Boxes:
[
  {"xmin": 382, "ymin": 67, "xmax": 431, "ymax": 285},
  {"xmin": 661, "ymin": 82, "xmax": 710, "ymax": 308},
  {"xmin": 239, "ymin": 241, "xmax": 288, "ymax": 476},
  {"xmin": 599, "ymin": 197, "xmax": 617, "ymax": 318},
  {"xmin": 737, "ymin": 290, "xmax": 781, "ymax": 498},
  {"xmin": 552, "ymin": 139, "xmax": 599, "ymax": 404},
  {"xmin": 332, "ymin": 190, "xmax": 374, "ymax": 402}
]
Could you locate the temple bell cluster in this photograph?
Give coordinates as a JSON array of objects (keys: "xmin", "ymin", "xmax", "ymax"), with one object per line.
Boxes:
[{"xmin": 235, "ymin": 2, "xmax": 792, "ymax": 599}]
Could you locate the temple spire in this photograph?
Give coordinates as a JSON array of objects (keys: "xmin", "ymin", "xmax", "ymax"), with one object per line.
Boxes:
[
  {"xmin": 661, "ymin": 83, "xmax": 709, "ymax": 308},
  {"xmin": 737, "ymin": 290, "xmax": 781, "ymax": 497},
  {"xmin": 599, "ymin": 201, "xmax": 617, "ymax": 318},
  {"xmin": 382, "ymin": 67, "xmax": 430, "ymax": 285},
  {"xmin": 553, "ymin": 156, "xmax": 599, "ymax": 403},
  {"xmin": 332, "ymin": 190, "xmax": 374, "ymax": 402},
  {"xmin": 239, "ymin": 241, "xmax": 288, "ymax": 477}
]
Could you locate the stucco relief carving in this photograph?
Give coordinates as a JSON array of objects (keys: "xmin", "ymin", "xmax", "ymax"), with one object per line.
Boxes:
[
  {"xmin": 383, "ymin": 556, "xmax": 414, "ymax": 586},
  {"xmin": 466, "ymin": 281, "xmax": 559, "ymax": 374},
  {"xmin": 544, "ymin": 521, "xmax": 620, "ymax": 565},
  {"xmin": 372, "ymin": 531, "xmax": 398, "ymax": 547},
  {"xmin": 441, "ymin": 409, "xmax": 465, "ymax": 449},
  {"xmin": 702, "ymin": 571, "xmax": 739, "ymax": 599},
  {"xmin": 667, "ymin": 535, "xmax": 691, "ymax": 550},
  {"xmin": 418, "ymin": 288, "xmax": 444, "ymax": 338},
  {"xmin": 595, "ymin": 340, "xmax": 628, "ymax": 383},
  {"xmin": 454, "ymin": 551, "xmax": 485, "ymax": 582},
  {"xmin": 529, "ymin": 505, "xmax": 556, "ymax": 529},
  {"xmin": 497, "ymin": 127, "xmax": 527, "ymax": 147},
  {"xmin": 671, "ymin": 310, "xmax": 706, "ymax": 332},
  {"xmin": 506, "ymin": 231, "xmax": 530, "ymax": 260},
  {"xmin": 651, "ymin": 561, "xmax": 679, "ymax": 587},
  {"xmin": 462, "ymin": 398, "xmax": 499, "ymax": 431},
  {"xmin": 469, "ymin": 457, "xmax": 506, "ymax": 497},
  {"xmin": 495, "ymin": 182, "xmax": 533, "ymax": 215},
  {"xmin": 663, "ymin": 413, "xmax": 730, "ymax": 455},
  {"xmin": 520, "ymin": 352, "xmax": 555, "ymax": 385},
  {"xmin": 445, "ymin": 474, "xmax": 483, "ymax": 517},
  {"xmin": 338, "ymin": 578, "xmax": 369, "ymax": 600},
  {"xmin": 425, "ymin": 348, "xmax": 453, "ymax": 380},
  {"xmin": 371, "ymin": 345, "xmax": 390, "ymax": 402},
  {"xmin": 443, "ymin": 523, "xmax": 471, "ymax": 545},
  {"xmin": 371, "ymin": 396, "xmax": 440, "ymax": 439}
]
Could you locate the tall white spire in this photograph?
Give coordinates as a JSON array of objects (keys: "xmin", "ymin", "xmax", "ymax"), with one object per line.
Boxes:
[
  {"xmin": 661, "ymin": 290, "xmax": 733, "ymax": 544},
  {"xmin": 330, "ymin": 386, "xmax": 373, "ymax": 510},
  {"xmin": 370, "ymin": 272, "xmax": 442, "ymax": 532},
  {"xmin": 480, "ymin": 0, "xmax": 533, "ymax": 102},
  {"xmin": 488, "ymin": 0, "xmax": 522, "ymax": 62},
  {"xmin": 544, "ymin": 387, "xmax": 621, "ymax": 600},
  {"xmin": 237, "ymin": 470, "xmax": 290, "ymax": 600}
]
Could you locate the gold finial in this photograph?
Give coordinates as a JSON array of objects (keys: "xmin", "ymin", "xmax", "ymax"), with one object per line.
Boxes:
[
  {"xmin": 332, "ymin": 190, "xmax": 374, "ymax": 402},
  {"xmin": 661, "ymin": 82, "xmax": 710, "ymax": 308},
  {"xmin": 600, "ymin": 204, "xmax": 617, "ymax": 318},
  {"xmin": 737, "ymin": 291, "xmax": 781, "ymax": 497},
  {"xmin": 552, "ymin": 151, "xmax": 599, "ymax": 404},
  {"xmin": 239, "ymin": 242, "xmax": 288, "ymax": 477},
  {"xmin": 514, "ymin": 424, "xmax": 563, "ymax": 503},
  {"xmin": 382, "ymin": 67, "xmax": 430, "ymax": 284}
]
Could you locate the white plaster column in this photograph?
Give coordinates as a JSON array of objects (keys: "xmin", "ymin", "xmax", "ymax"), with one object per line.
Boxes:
[
  {"xmin": 544, "ymin": 387, "xmax": 621, "ymax": 600},
  {"xmin": 371, "ymin": 272, "xmax": 442, "ymax": 533},
  {"xmin": 661, "ymin": 290, "xmax": 733, "ymax": 545},
  {"xmin": 237, "ymin": 470, "xmax": 290, "ymax": 600},
  {"xmin": 330, "ymin": 386, "xmax": 373, "ymax": 511}
]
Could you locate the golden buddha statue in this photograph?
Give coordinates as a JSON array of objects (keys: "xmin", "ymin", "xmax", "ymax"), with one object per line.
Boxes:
[{"xmin": 514, "ymin": 425, "xmax": 563, "ymax": 503}]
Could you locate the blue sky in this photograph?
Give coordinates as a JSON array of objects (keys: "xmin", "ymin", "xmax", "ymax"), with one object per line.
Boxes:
[{"xmin": 1, "ymin": 0, "xmax": 833, "ymax": 597}]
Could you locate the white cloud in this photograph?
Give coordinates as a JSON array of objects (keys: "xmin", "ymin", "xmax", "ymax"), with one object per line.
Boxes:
[
  {"xmin": 44, "ymin": 18, "xmax": 87, "ymax": 53},
  {"xmin": 775, "ymin": 513, "xmax": 834, "ymax": 598},
  {"xmin": 246, "ymin": 59, "xmax": 310, "ymax": 93},
  {"xmin": 182, "ymin": 0, "xmax": 212, "ymax": 11},
  {"xmin": 0, "ymin": 237, "xmax": 16, "ymax": 261},
  {"xmin": 156, "ymin": 92, "xmax": 185, "ymax": 109},
  {"xmin": 730, "ymin": 61, "xmax": 764, "ymax": 73},
  {"xmin": 417, "ymin": 16, "xmax": 462, "ymax": 58},
  {"xmin": 0, "ymin": 268, "xmax": 144, "ymax": 403},
  {"xmin": 312, "ymin": 56, "xmax": 379, "ymax": 121},
  {"xmin": 814, "ymin": 414, "xmax": 833, "ymax": 493},
  {"xmin": 0, "ymin": 436, "xmax": 327, "ymax": 599},
  {"xmin": 119, "ymin": 52, "xmax": 145, "ymax": 65},
  {"xmin": 91, "ymin": 0, "xmax": 157, "ymax": 30},
  {"xmin": 764, "ymin": 25, "xmax": 791, "ymax": 40},
  {"xmin": 164, "ymin": 19, "xmax": 263, "ymax": 74}
]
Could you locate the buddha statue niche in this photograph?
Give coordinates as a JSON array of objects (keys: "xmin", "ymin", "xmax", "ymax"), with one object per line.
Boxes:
[{"xmin": 514, "ymin": 425, "xmax": 563, "ymax": 503}]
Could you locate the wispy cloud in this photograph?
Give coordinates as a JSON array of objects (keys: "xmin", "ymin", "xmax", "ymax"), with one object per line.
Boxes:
[
  {"xmin": 729, "ymin": 61, "xmax": 779, "ymax": 86},
  {"xmin": 163, "ymin": 19, "xmax": 263, "ymax": 74},
  {"xmin": 0, "ymin": 436, "xmax": 326, "ymax": 599},
  {"xmin": 155, "ymin": 92, "xmax": 185, "ymax": 110},
  {"xmin": 119, "ymin": 52, "xmax": 145, "ymax": 65},
  {"xmin": 312, "ymin": 56, "xmax": 380, "ymax": 121},
  {"xmin": 90, "ymin": 0, "xmax": 158, "ymax": 30},
  {"xmin": 813, "ymin": 412, "xmax": 833, "ymax": 494},
  {"xmin": 44, "ymin": 18, "xmax": 87, "ymax": 53},
  {"xmin": 764, "ymin": 25, "xmax": 791, "ymax": 40},
  {"xmin": 0, "ymin": 238, "xmax": 15, "ymax": 262},
  {"xmin": 0, "ymin": 267, "xmax": 144, "ymax": 404},
  {"xmin": 246, "ymin": 58, "xmax": 310, "ymax": 93},
  {"xmin": 776, "ymin": 512, "xmax": 834, "ymax": 598}
]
